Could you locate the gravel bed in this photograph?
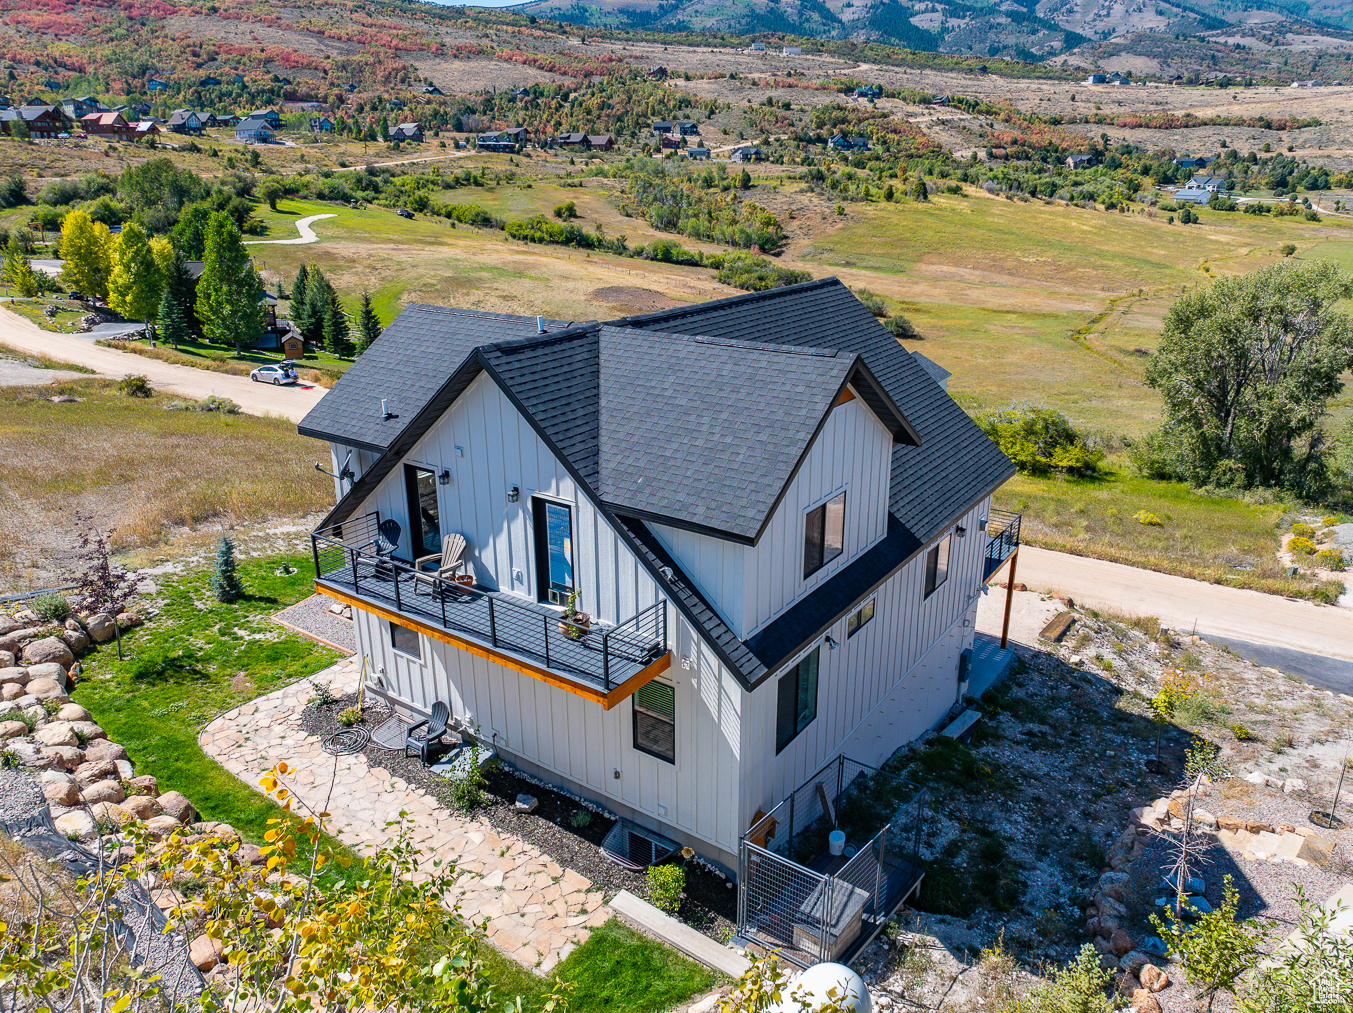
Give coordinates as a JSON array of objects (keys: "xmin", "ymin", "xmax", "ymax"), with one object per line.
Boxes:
[
  {"xmin": 0, "ymin": 766, "xmax": 47, "ymax": 833},
  {"xmin": 299, "ymin": 694, "xmax": 737, "ymax": 941},
  {"xmin": 274, "ymin": 593, "xmax": 356, "ymax": 654}
]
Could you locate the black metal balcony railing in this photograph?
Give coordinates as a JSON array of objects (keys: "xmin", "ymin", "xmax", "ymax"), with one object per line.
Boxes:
[
  {"xmin": 310, "ymin": 512, "xmax": 667, "ymax": 694},
  {"xmin": 983, "ymin": 509, "xmax": 1021, "ymax": 580}
]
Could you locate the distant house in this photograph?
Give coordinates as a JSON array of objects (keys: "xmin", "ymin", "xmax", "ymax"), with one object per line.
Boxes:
[
  {"xmin": 513, "ymin": 88, "xmax": 531, "ymax": 100},
  {"xmin": 553, "ymin": 132, "xmax": 611, "ymax": 150},
  {"xmin": 674, "ymin": 120, "xmax": 700, "ymax": 136},
  {"xmin": 931, "ymin": 94, "xmax": 950, "ymax": 105},
  {"xmin": 730, "ymin": 145, "xmax": 765, "ymax": 163},
  {"xmin": 0, "ymin": 105, "xmax": 70, "ymax": 138},
  {"xmin": 751, "ymin": 41, "xmax": 766, "ymax": 51},
  {"xmin": 235, "ymin": 116, "xmax": 274, "ymax": 142},
  {"xmin": 586, "ymin": 133, "xmax": 614, "ymax": 151},
  {"xmin": 168, "ymin": 109, "xmax": 205, "ymax": 135},
  {"xmin": 216, "ymin": 113, "xmax": 241, "ymax": 127},
  {"xmin": 652, "ymin": 121, "xmax": 672, "ymax": 134},
  {"xmin": 1189, "ymin": 175, "xmax": 1226, "ymax": 192},
  {"xmin": 128, "ymin": 102, "xmax": 153, "ymax": 120},
  {"xmin": 423, "ymin": 84, "xmax": 443, "ymax": 95},
  {"xmin": 1173, "ymin": 187, "xmax": 1210, "ymax": 205},
  {"xmin": 1172, "ymin": 155, "xmax": 1210, "ymax": 169},
  {"xmin": 1066, "ymin": 154, "xmax": 1095, "ymax": 170},
  {"xmin": 687, "ymin": 147, "xmax": 711, "ymax": 160},
  {"xmin": 477, "ymin": 130, "xmax": 520, "ymax": 153},
  {"xmin": 828, "ymin": 134, "xmax": 869, "ymax": 151},
  {"xmin": 60, "ymin": 96, "xmax": 105, "ymax": 120},
  {"xmin": 147, "ymin": 77, "xmax": 169, "ymax": 91},
  {"xmin": 131, "ymin": 120, "xmax": 161, "ymax": 140},
  {"xmin": 82, "ymin": 111, "xmax": 136, "ymax": 141},
  {"xmin": 783, "ymin": 45, "xmax": 801, "ymax": 55},
  {"xmin": 854, "ymin": 85, "xmax": 882, "ymax": 99},
  {"xmin": 309, "ymin": 116, "xmax": 335, "ymax": 133},
  {"xmin": 1085, "ymin": 73, "xmax": 1108, "ymax": 85},
  {"xmin": 199, "ymin": 76, "xmax": 221, "ymax": 87},
  {"xmin": 390, "ymin": 121, "xmax": 424, "ymax": 143},
  {"xmin": 250, "ymin": 108, "xmax": 282, "ymax": 129},
  {"xmin": 387, "ymin": 98, "xmax": 405, "ymax": 110},
  {"xmin": 647, "ymin": 66, "xmax": 668, "ymax": 80},
  {"xmin": 660, "ymin": 134, "xmax": 681, "ymax": 149}
]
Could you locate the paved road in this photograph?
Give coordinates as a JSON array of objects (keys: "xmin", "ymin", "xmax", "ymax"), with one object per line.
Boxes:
[
  {"xmin": 0, "ymin": 305, "xmax": 325, "ymax": 422},
  {"xmin": 1010, "ymin": 544, "xmax": 1353, "ymax": 664},
  {"xmin": 1197, "ymin": 635, "xmax": 1353, "ymax": 697}
]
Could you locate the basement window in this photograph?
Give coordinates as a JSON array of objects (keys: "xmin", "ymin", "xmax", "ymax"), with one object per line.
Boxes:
[{"xmin": 390, "ymin": 621, "xmax": 421, "ymax": 659}]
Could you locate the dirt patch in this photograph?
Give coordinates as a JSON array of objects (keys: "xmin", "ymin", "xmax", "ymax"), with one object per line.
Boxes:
[
  {"xmin": 587, "ymin": 285, "xmax": 683, "ymax": 314},
  {"xmin": 161, "ymin": 13, "xmax": 361, "ymax": 56},
  {"xmin": 406, "ymin": 54, "xmax": 572, "ymax": 94}
]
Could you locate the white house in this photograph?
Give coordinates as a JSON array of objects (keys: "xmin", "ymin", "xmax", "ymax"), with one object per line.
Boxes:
[
  {"xmin": 1189, "ymin": 175, "xmax": 1226, "ymax": 193},
  {"xmin": 298, "ymin": 280, "xmax": 1015, "ymax": 872}
]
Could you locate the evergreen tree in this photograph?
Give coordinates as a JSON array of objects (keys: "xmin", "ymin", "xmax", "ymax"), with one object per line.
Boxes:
[
  {"xmin": 211, "ymin": 535, "xmax": 244, "ymax": 603},
  {"xmin": 2, "ymin": 234, "xmax": 39, "ymax": 297},
  {"xmin": 156, "ymin": 250, "xmax": 193, "ymax": 347},
  {"xmin": 196, "ymin": 211, "xmax": 264, "ymax": 355},
  {"xmin": 323, "ymin": 291, "xmax": 353, "ymax": 357},
  {"xmin": 355, "ymin": 291, "xmax": 382, "ymax": 353},
  {"xmin": 291, "ymin": 264, "xmax": 310, "ymax": 318},
  {"xmin": 912, "ymin": 177, "xmax": 929, "ymax": 202},
  {"xmin": 300, "ymin": 268, "xmax": 332, "ymax": 348}
]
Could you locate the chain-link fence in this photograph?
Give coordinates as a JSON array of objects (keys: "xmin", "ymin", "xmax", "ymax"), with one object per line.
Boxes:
[{"xmin": 736, "ymin": 755, "xmax": 927, "ymax": 967}]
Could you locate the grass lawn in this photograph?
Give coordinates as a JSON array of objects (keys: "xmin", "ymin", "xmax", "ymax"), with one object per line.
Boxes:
[
  {"xmin": 994, "ymin": 461, "xmax": 1344, "ymax": 602},
  {"xmin": 75, "ymin": 556, "xmax": 343, "ymax": 841},
  {"xmin": 103, "ymin": 333, "xmax": 353, "ymax": 386},
  {"xmin": 0, "ymin": 294, "xmax": 91, "ymax": 334},
  {"xmin": 74, "ymin": 554, "xmax": 718, "ymax": 1012},
  {"xmin": 0, "ymin": 378, "xmax": 331, "ymax": 581}
]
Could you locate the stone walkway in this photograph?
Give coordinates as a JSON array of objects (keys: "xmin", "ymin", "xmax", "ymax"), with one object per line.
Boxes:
[{"xmin": 198, "ymin": 657, "xmax": 610, "ymax": 971}]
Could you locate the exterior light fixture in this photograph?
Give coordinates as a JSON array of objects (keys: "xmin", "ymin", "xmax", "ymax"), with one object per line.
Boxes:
[
  {"xmin": 438, "ymin": 469, "xmax": 451, "ymax": 485},
  {"xmin": 955, "ymin": 525, "xmax": 967, "ymax": 538},
  {"xmin": 824, "ymin": 634, "xmax": 838, "ymax": 650},
  {"xmin": 507, "ymin": 485, "xmax": 520, "ymax": 503}
]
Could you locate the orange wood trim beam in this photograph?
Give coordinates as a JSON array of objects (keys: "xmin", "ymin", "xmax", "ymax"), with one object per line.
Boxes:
[
  {"xmin": 318, "ymin": 581, "xmax": 669, "ymax": 710},
  {"xmin": 834, "ymin": 386, "xmax": 856, "ymax": 406}
]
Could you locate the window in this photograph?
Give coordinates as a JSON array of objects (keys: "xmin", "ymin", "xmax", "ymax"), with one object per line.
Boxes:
[
  {"xmin": 533, "ymin": 498, "xmax": 574, "ymax": 605},
  {"xmin": 404, "ymin": 465, "xmax": 440, "ymax": 557},
  {"xmin": 847, "ymin": 598, "xmax": 875, "ymax": 638},
  {"xmin": 924, "ymin": 534, "xmax": 952, "ymax": 599},
  {"xmin": 775, "ymin": 648, "xmax": 820, "ymax": 753},
  {"xmin": 390, "ymin": 621, "xmax": 421, "ymax": 659},
  {"xmin": 803, "ymin": 491, "xmax": 846, "ymax": 579},
  {"xmin": 633, "ymin": 681, "xmax": 675, "ymax": 763}
]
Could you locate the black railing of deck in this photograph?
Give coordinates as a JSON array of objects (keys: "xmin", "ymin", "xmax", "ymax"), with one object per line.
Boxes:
[
  {"xmin": 310, "ymin": 513, "xmax": 667, "ymax": 693},
  {"xmin": 983, "ymin": 510, "xmax": 1021, "ymax": 580}
]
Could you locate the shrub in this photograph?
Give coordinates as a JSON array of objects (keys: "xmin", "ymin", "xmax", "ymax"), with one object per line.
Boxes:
[
  {"xmin": 854, "ymin": 288, "xmax": 888, "ymax": 317},
  {"xmin": 445, "ymin": 745, "xmax": 487, "ymax": 811},
  {"xmin": 196, "ymin": 396, "xmax": 240, "ymax": 414},
  {"xmin": 1133, "ymin": 510, "xmax": 1164, "ymax": 526},
  {"xmin": 30, "ymin": 593, "xmax": 71, "ymax": 622},
  {"xmin": 1290, "ymin": 521, "xmax": 1315, "ymax": 538},
  {"xmin": 883, "ymin": 315, "xmax": 921, "ymax": 339},
  {"xmin": 1317, "ymin": 548, "xmax": 1346, "ymax": 571},
  {"xmin": 646, "ymin": 863, "xmax": 685, "ymax": 914},
  {"xmin": 0, "ymin": 748, "xmax": 17, "ymax": 769},
  {"xmin": 1280, "ymin": 243, "xmax": 1297, "ymax": 256},
  {"xmin": 117, "ymin": 374, "xmax": 153, "ymax": 398},
  {"xmin": 552, "ymin": 200, "xmax": 578, "ymax": 219},
  {"xmin": 338, "ymin": 706, "xmax": 363, "ymax": 726},
  {"xmin": 1288, "ymin": 536, "xmax": 1316, "ymax": 555},
  {"xmin": 1321, "ymin": 515, "xmax": 1344, "ymax": 526},
  {"xmin": 1026, "ymin": 944, "xmax": 1116, "ymax": 1012},
  {"xmin": 309, "ymin": 680, "xmax": 337, "ymax": 706},
  {"xmin": 569, "ymin": 809, "xmax": 592, "ymax": 829},
  {"xmin": 977, "ymin": 405, "xmax": 1104, "ymax": 476},
  {"xmin": 1232, "ymin": 723, "xmax": 1255, "ymax": 741}
]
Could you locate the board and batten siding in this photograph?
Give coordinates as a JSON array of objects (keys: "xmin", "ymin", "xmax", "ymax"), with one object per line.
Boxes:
[
  {"xmin": 741, "ymin": 496, "xmax": 992, "ymax": 824},
  {"xmin": 345, "ymin": 370, "xmax": 747, "ymax": 859},
  {"xmin": 648, "ymin": 394, "xmax": 893, "ymax": 642}
]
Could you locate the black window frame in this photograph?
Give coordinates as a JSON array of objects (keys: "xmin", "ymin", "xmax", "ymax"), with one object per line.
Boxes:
[
  {"xmin": 632, "ymin": 680, "xmax": 676, "ymax": 764},
  {"xmin": 846, "ymin": 598, "xmax": 875, "ymax": 638},
  {"xmin": 775, "ymin": 648, "xmax": 820, "ymax": 754},
  {"xmin": 803, "ymin": 491, "xmax": 846, "ymax": 580},
  {"xmin": 532, "ymin": 497, "xmax": 575, "ymax": 605},
  {"xmin": 389, "ymin": 620, "xmax": 421, "ymax": 659},
  {"xmin": 404, "ymin": 463, "xmax": 441, "ymax": 558},
  {"xmin": 924, "ymin": 534, "xmax": 952, "ymax": 599}
]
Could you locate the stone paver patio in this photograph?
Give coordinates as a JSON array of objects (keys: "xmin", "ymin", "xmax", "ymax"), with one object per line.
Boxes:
[{"xmin": 198, "ymin": 657, "xmax": 610, "ymax": 971}]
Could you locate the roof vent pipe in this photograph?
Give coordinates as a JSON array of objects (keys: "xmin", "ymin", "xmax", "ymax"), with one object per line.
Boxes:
[
  {"xmin": 537, "ymin": 315, "xmax": 545, "ymax": 333},
  {"xmin": 380, "ymin": 399, "xmax": 390, "ymax": 419}
]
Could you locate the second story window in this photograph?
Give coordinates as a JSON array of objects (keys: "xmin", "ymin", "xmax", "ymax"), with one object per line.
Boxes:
[
  {"xmin": 804, "ymin": 491, "xmax": 846, "ymax": 579},
  {"xmin": 533, "ymin": 498, "xmax": 574, "ymax": 605},
  {"xmin": 924, "ymin": 534, "xmax": 952, "ymax": 599},
  {"xmin": 776, "ymin": 648, "xmax": 820, "ymax": 753},
  {"xmin": 847, "ymin": 598, "xmax": 875, "ymax": 637}
]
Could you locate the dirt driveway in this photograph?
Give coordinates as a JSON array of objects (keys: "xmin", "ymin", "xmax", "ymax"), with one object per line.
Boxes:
[{"xmin": 0, "ymin": 307, "xmax": 325, "ymax": 423}]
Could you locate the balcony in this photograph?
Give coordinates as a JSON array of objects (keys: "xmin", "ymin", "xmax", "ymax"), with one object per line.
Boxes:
[
  {"xmin": 983, "ymin": 509, "xmax": 1021, "ymax": 580},
  {"xmin": 310, "ymin": 513, "xmax": 670, "ymax": 709}
]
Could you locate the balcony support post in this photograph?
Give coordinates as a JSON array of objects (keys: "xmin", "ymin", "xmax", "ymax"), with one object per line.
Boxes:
[{"xmin": 1000, "ymin": 547, "xmax": 1019, "ymax": 650}]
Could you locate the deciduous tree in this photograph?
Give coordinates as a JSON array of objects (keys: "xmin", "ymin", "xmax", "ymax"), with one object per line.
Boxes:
[
  {"xmin": 59, "ymin": 207, "xmax": 112, "ymax": 298},
  {"xmin": 2, "ymin": 233, "xmax": 39, "ymax": 297},
  {"xmin": 107, "ymin": 221, "xmax": 162, "ymax": 328}
]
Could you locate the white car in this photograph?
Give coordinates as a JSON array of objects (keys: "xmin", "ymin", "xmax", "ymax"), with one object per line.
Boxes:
[{"xmin": 249, "ymin": 364, "xmax": 298, "ymax": 385}]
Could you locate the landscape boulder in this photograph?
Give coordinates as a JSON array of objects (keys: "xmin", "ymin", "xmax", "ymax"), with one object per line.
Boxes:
[
  {"xmin": 90, "ymin": 801, "xmax": 135, "ymax": 827},
  {"xmin": 0, "ymin": 719, "xmax": 27, "ymax": 739},
  {"xmin": 122, "ymin": 794, "xmax": 164, "ymax": 820},
  {"xmin": 1119, "ymin": 951, "xmax": 1154, "ymax": 975},
  {"xmin": 0, "ymin": 651, "xmax": 12, "ymax": 668},
  {"xmin": 54, "ymin": 809, "xmax": 97, "ymax": 841},
  {"xmin": 43, "ymin": 746, "xmax": 85, "ymax": 770},
  {"xmin": 85, "ymin": 614, "xmax": 116, "ymax": 644},
  {"xmin": 116, "ymin": 613, "xmax": 142, "ymax": 630},
  {"xmin": 56, "ymin": 702, "xmax": 91, "ymax": 722},
  {"xmin": 114, "ymin": 758, "xmax": 134, "ymax": 781},
  {"xmin": 189, "ymin": 934, "xmax": 223, "ymax": 972},
  {"xmin": 145, "ymin": 813, "xmax": 186, "ymax": 839},
  {"xmin": 1116, "ymin": 973, "xmax": 1140, "ymax": 997},
  {"xmin": 130, "ymin": 774, "xmax": 159, "ymax": 796},
  {"xmin": 34, "ymin": 722, "xmax": 78, "ymax": 748},
  {"xmin": 82, "ymin": 779, "xmax": 125, "ymax": 806},
  {"xmin": 0, "ymin": 667, "xmax": 28, "ymax": 687},
  {"xmin": 0, "ymin": 617, "xmax": 24, "ymax": 637},
  {"xmin": 42, "ymin": 779, "xmax": 80, "ymax": 806},
  {"xmin": 74, "ymin": 758, "xmax": 119, "ymax": 787},
  {"xmin": 1, "ymin": 683, "xmax": 22, "ymax": 702},
  {"xmin": 158, "ymin": 791, "xmax": 198, "ymax": 824},
  {"xmin": 69, "ymin": 721, "xmax": 106, "ymax": 741},
  {"xmin": 26, "ymin": 678, "xmax": 68, "ymax": 702},
  {"xmin": 1110, "ymin": 930, "xmax": 1135, "ymax": 957},
  {"xmin": 1138, "ymin": 965, "xmax": 1170, "ymax": 992},
  {"xmin": 1097, "ymin": 871, "xmax": 1131, "ymax": 902},
  {"xmin": 83, "ymin": 739, "xmax": 128, "ymax": 764},
  {"xmin": 61, "ymin": 628, "xmax": 90, "ymax": 654},
  {"xmin": 1130, "ymin": 990, "xmax": 1162, "ymax": 1013},
  {"xmin": 21, "ymin": 637, "xmax": 74, "ymax": 670}
]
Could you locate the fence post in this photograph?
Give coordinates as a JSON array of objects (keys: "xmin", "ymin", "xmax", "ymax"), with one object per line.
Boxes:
[
  {"xmin": 820, "ymin": 875, "xmax": 833, "ymax": 963},
  {"xmin": 787, "ymin": 793, "xmax": 795, "ymax": 861},
  {"xmin": 736, "ymin": 843, "xmax": 748, "ymax": 933},
  {"xmin": 393, "ymin": 561, "xmax": 402, "ymax": 612},
  {"xmin": 837, "ymin": 755, "xmax": 845, "ymax": 807},
  {"xmin": 440, "ymin": 578, "xmax": 447, "ymax": 628},
  {"xmin": 874, "ymin": 824, "xmax": 887, "ymax": 921}
]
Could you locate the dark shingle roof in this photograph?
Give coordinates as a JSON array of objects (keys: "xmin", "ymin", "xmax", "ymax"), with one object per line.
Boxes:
[
  {"xmin": 305, "ymin": 279, "xmax": 1014, "ymax": 689},
  {"xmin": 297, "ymin": 305, "xmax": 576, "ymax": 452}
]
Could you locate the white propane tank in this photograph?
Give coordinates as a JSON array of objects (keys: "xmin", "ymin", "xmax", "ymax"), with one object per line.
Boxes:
[{"xmin": 768, "ymin": 962, "xmax": 872, "ymax": 1013}]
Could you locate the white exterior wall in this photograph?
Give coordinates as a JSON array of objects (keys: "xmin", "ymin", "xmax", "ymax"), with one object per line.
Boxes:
[
  {"xmin": 739, "ymin": 495, "xmax": 993, "ymax": 825},
  {"xmin": 648, "ymin": 394, "xmax": 893, "ymax": 641},
  {"xmin": 346, "ymin": 372, "xmax": 747, "ymax": 859}
]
